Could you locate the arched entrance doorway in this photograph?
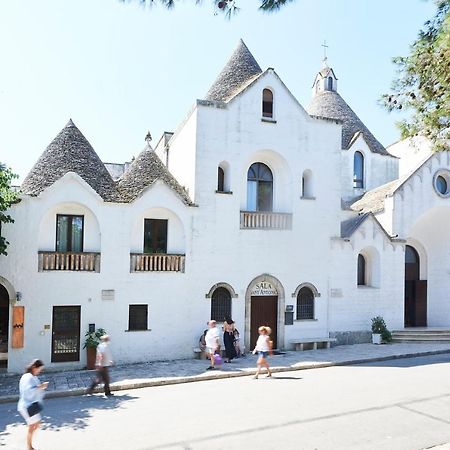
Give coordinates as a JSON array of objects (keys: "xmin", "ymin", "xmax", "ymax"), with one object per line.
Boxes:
[
  {"xmin": 245, "ymin": 274, "xmax": 285, "ymax": 351},
  {"xmin": 404, "ymin": 245, "xmax": 427, "ymax": 327},
  {"xmin": 0, "ymin": 284, "xmax": 9, "ymax": 368}
]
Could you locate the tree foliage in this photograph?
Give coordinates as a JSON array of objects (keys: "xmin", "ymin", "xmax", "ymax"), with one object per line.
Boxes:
[
  {"xmin": 382, "ymin": 0, "xmax": 450, "ymax": 149},
  {"xmin": 124, "ymin": 0, "xmax": 294, "ymax": 17},
  {"xmin": 0, "ymin": 163, "xmax": 18, "ymax": 256}
]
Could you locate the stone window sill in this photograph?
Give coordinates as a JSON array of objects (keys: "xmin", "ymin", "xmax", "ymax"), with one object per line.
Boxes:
[
  {"xmin": 300, "ymin": 196, "xmax": 316, "ymax": 200},
  {"xmin": 261, "ymin": 118, "xmax": 277, "ymax": 124},
  {"xmin": 125, "ymin": 329, "xmax": 152, "ymax": 332},
  {"xmin": 215, "ymin": 190, "xmax": 233, "ymax": 195},
  {"xmin": 357, "ymin": 286, "xmax": 379, "ymax": 290},
  {"xmin": 294, "ymin": 319, "xmax": 318, "ymax": 322}
]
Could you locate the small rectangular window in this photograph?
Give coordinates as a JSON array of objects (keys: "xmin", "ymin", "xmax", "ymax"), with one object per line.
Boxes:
[
  {"xmin": 128, "ymin": 305, "xmax": 148, "ymax": 331},
  {"xmin": 56, "ymin": 215, "xmax": 84, "ymax": 252},
  {"xmin": 144, "ymin": 219, "xmax": 168, "ymax": 253}
]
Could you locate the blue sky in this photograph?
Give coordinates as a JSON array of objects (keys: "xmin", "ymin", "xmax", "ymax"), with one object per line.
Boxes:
[{"xmin": 0, "ymin": 0, "xmax": 435, "ymax": 181}]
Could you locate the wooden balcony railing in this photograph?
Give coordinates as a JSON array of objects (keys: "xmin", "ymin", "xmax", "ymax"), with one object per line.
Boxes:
[
  {"xmin": 38, "ymin": 251, "xmax": 101, "ymax": 272},
  {"xmin": 240, "ymin": 211, "xmax": 293, "ymax": 230},
  {"xmin": 130, "ymin": 253, "xmax": 185, "ymax": 273}
]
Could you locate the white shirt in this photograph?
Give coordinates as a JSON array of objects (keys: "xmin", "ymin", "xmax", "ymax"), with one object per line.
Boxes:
[
  {"xmin": 255, "ymin": 335, "xmax": 270, "ymax": 352},
  {"xmin": 205, "ymin": 327, "xmax": 219, "ymax": 349},
  {"xmin": 96, "ymin": 342, "xmax": 113, "ymax": 367},
  {"xmin": 17, "ymin": 373, "xmax": 44, "ymax": 411}
]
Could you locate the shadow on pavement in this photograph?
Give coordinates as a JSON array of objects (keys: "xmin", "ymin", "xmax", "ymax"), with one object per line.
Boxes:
[{"xmin": 0, "ymin": 392, "xmax": 138, "ymax": 442}]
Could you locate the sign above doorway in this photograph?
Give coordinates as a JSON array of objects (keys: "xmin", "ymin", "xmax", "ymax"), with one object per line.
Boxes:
[{"xmin": 250, "ymin": 281, "xmax": 278, "ymax": 296}]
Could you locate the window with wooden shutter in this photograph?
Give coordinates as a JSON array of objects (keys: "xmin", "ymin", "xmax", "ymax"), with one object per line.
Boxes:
[{"xmin": 128, "ymin": 305, "xmax": 148, "ymax": 331}]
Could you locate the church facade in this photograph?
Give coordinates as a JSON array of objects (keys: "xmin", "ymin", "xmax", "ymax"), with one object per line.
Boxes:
[{"xmin": 1, "ymin": 40, "xmax": 449, "ymax": 372}]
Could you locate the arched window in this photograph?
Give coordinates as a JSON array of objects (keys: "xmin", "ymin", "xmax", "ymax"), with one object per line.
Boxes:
[
  {"xmin": 357, "ymin": 253, "xmax": 366, "ymax": 285},
  {"xmin": 302, "ymin": 169, "xmax": 313, "ymax": 198},
  {"xmin": 247, "ymin": 162, "xmax": 273, "ymax": 212},
  {"xmin": 296, "ymin": 287, "xmax": 314, "ymax": 320},
  {"xmin": 353, "ymin": 151, "xmax": 364, "ymax": 188},
  {"xmin": 211, "ymin": 287, "xmax": 232, "ymax": 322},
  {"xmin": 327, "ymin": 76, "xmax": 333, "ymax": 91},
  {"xmin": 262, "ymin": 89, "xmax": 273, "ymax": 118},
  {"xmin": 217, "ymin": 166, "xmax": 225, "ymax": 192}
]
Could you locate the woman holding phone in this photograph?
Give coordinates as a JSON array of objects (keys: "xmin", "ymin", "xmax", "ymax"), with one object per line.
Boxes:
[{"xmin": 17, "ymin": 359, "xmax": 48, "ymax": 450}]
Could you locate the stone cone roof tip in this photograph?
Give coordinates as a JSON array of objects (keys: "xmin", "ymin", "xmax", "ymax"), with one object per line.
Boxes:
[
  {"xmin": 21, "ymin": 120, "xmax": 119, "ymax": 201},
  {"xmin": 205, "ymin": 39, "xmax": 263, "ymax": 102},
  {"xmin": 118, "ymin": 147, "xmax": 193, "ymax": 205},
  {"xmin": 307, "ymin": 91, "xmax": 390, "ymax": 156}
]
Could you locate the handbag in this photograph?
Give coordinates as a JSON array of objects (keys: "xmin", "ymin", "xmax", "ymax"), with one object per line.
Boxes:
[
  {"xmin": 213, "ymin": 353, "xmax": 222, "ymax": 366},
  {"xmin": 27, "ymin": 402, "xmax": 42, "ymax": 417}
]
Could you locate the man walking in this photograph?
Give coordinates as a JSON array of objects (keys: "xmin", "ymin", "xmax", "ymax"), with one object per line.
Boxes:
[{"xmin": 87, "ymin": 335, "xmax": 114, "ymax": 396}]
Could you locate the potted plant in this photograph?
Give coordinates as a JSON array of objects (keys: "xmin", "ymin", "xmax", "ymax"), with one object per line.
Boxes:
[
  {"xmin": 83, "ymin": 328, "xmax": 106, "ymax": 369},
  {"xmin": 371, "ymin": 316, "xmax": 389, "ymax": 344}
]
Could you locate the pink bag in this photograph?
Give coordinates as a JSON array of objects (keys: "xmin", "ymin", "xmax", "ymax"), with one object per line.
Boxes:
[{"xmin": 214, "ymin": 353, "xmax": 222, "ymax": 366}]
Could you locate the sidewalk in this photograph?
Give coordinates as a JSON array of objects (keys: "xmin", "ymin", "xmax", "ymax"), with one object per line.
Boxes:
[{"xmin": 1, "ymin": 342, "xmax": 450, "ymax": 404}]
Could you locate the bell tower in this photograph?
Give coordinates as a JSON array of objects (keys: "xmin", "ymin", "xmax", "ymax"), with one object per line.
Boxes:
[{"xmin": 311, "ymin": 42, "xmax": 338, "ymax": 96}]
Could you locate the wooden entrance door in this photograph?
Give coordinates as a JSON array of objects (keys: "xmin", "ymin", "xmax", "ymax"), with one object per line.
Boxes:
[
  {"xmin": 0, "ymin": 285, "xmax": 9, "ymax": 367},
  {"xmin": 404, "ymin": 245, "xmax": 427, "ymax": 327},
  {"xmin": 51, "ymin": 306, "xmax": 81, "ymax": 362},
  {"xmin": 250, "ymin": 296, "xmax": 278, "ymax": 349}
]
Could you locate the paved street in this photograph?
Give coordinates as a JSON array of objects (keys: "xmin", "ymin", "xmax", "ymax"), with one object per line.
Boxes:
[
  {"xmin": 2, "ymin": 342, "xmax": 450, "ymax": 402},
  {"xmin": 2, "ymin": 353, "xmax": 450, "ymax": 450}
]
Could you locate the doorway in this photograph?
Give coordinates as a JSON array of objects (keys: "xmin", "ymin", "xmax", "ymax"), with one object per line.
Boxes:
[
  {"xmin": 404, "ymin": 245, "xmax": 427, "ymax": 327},
  {"xmin": 0, "ymin": 285, "xmax": 9, "ymax": 368},
  {"xmin": 51, "ymin": 306, "xmax": 81, "ymax": 362},
  {"xmin": 250, "ymin": 296, "xmax": 278, "ymax": 349}
]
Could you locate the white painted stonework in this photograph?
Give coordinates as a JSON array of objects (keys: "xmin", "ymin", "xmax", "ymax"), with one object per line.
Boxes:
[{"xmin": 1, "ymin": 42, "xmax": 449, "ymax": 373}]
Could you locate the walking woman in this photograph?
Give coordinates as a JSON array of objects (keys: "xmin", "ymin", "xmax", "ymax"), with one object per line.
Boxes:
[
  {"xmin": 252, "ymin": 326, "xmax": 273, "ymax": 379},
  {"xmin": 17, "ymin": 359, "xmax": 48, "ymax": 450},
  {"xmin": 223, "ymin": 318, "xmax": 237, "ymax": 363}
]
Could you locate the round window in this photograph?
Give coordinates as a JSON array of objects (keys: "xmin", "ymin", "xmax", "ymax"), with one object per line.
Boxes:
[
  {"xmin": 434, "ymin": 170, "xmax": 450, "ymax": 197},
  {"xmin": 436, "ymin": 175, "xmax": 448, "ymax": 195}
]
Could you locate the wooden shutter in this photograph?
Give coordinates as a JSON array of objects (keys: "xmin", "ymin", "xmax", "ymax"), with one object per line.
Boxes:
[{"xmin": 12, "ymin": 306, "xmax": 24, "ymax": 348}]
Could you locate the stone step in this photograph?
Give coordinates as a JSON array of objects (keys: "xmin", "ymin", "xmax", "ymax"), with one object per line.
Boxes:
[
  {"xmin": 392, "ymin": 332, "xmax": 450, "ymax": 337},
  {"xmin": 392, "ymin": 329, "xmax": 450, "ymax": 335},
  {"xmin": 392, "ymin": 336, "xmax": 450, "ymax": 342}
]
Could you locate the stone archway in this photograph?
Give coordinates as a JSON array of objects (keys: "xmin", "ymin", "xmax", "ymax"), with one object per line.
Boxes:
[{"xmin": 245, "ymin": 274, "xmax": 285, "ymax": 351}]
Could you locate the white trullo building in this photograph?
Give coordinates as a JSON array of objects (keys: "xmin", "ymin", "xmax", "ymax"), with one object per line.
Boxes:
[{"xmin": 1, "ymin": 40, "xmax": 449, "ymax": 372}]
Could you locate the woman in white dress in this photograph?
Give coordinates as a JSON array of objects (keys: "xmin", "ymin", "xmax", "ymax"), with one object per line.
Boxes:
[{"xmin": 17, "ymin": 359, "xmax": 48, "ymax": 450}]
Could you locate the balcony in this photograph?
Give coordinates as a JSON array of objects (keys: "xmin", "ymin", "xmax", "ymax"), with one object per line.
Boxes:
[
  {"xmin": 130, "ymin": 253, "xmax": 185, "ymax": 273},
  {"xmin": 38, "ymin": 251, "xmax": 101, "ymax": 272},
  {"xmin": 240, "ymin": 211, "xmax": 292, "ymax": 230}
]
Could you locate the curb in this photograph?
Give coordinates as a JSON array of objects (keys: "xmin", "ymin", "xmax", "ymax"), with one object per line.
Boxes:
[{"xmin": 1, "ymin": 348, "xmax": 450, "ymax": 404}]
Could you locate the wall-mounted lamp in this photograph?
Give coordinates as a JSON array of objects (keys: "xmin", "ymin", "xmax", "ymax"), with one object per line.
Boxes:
[{"xmin": 15, "ymin": 292, "xmax": 22, "ymax": 302}]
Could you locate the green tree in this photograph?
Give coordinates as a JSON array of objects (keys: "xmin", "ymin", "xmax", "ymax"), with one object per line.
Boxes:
[
  {"xmin": 126, "ymin": 0, "xmax": 294, "ymax": 16},
  {"xmin": 382, "ymin": 0, "xmax": 450, "ymax": 149},
  {"xmin": 0, "ymin": 163, "xmax": 18, "ymax": 256}
]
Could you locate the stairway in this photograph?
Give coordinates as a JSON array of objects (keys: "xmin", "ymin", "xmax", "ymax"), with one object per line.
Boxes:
[{"xmin": 392, "ymin": 328, "xmax": 450, "ymax": 342}]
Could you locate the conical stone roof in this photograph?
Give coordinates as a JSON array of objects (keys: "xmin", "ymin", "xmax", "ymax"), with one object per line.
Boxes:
[
  {"xmin": 205, "ymin": 39, "xmax": 262, "ymax": 102},
  {"xmin": 307, "ymin": 91, "xmax": 390, "ymax": 156},
  {"xmin": 118, "ymin": 147, "xmax": 193, "ymax": 205},
  {"xmin": 21, "ymin": 120, "xmax": 119, "ymax": 201}
]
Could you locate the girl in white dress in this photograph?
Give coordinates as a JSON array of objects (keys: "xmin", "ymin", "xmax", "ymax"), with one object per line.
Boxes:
[{"xmin": 252, "ymin": 326, "xmax": 273, "ymax": 379}]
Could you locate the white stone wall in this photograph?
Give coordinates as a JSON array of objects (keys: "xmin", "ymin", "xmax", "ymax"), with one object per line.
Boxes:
[
  {"xmin": 329, "ymin": 217, "xmax": 405, "ymax": 334},
  {"xmin": 341, "ymin": 135, "xmax": 398, "ymax": 201}
]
